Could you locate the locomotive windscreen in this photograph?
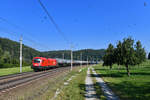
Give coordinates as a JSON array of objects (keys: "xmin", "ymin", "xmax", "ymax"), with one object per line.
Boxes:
[{"xmin": 34, "ymin": 59, "xmax": 41, "ymax": 63}]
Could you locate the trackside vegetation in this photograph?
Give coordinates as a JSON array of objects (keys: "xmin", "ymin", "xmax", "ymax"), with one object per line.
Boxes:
[
  {"xmin": 93, "ymin": 60, "xmax": 150, "ymax": 100},
  {"xmin": 56, "ymin": 68, "xmax": 87, "ymax": 100},
  {"xmin": 0, "ymin": 66, "xmax": 32, "ymax": 76},
  {"xmin": 103, "ymin": 37, "xmax": 146, "ymax": 76}
]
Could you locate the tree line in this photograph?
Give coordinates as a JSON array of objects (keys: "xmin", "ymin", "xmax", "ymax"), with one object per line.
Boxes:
[
  {"xmin": 103, "ymin": 37, "xmax": 146, "ymax": 76},
  {"xmin": 0, "ymin": 37, "xmax": 105, "ymax": 68},
  {"xmin": 0, "ymin": 37, "xmax": 41, "ymax": 68},
  {"xmin": 43, "ymin": 49, "xmax": 105, "ymax": 61}
]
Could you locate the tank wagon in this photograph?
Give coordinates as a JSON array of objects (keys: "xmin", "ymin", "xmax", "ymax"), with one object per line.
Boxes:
[{"xmin": 31, "ymin": 57, "xmax": 95, "ymax": 71}]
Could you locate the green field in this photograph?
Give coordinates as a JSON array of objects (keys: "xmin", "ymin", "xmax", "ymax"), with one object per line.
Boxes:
[
  {"xmin": 56, "ymin": 67, "xmax": 87, "ymax": 100},
  {"xmin": 93, "ymin": 60, "xmax": 150, "ymax": 100},
  {"xmin": 0, "ymin": 66, "xmax": 33, "ymax": 76}
]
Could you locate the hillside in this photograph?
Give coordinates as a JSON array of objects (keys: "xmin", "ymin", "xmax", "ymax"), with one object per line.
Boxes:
[
  {"xmin": 0, "ymin": 37, "xmax": 41, "ymax": 68},
  {"xmin": 43, "ymin": 49, "xmax": 105, "ymax": 61},
  {"xmin": 0, "ymin": 37, "xmax": 105, "ymax": 68}
]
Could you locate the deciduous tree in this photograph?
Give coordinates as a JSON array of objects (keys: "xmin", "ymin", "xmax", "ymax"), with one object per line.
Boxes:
[
  {"xmin": 114, "ymin": 41, "xmax": 123, "ymax": 70},
  {"xmin": 103, "ymin": 43, "xmax": 114, "ymax": 69},
  {"xmin": 121, "ymin": 37, "xmax": 137, "ymax": 76},
  {"xmin": 135, "ymin": 41, "xmax": 146, "ymax": 66}
]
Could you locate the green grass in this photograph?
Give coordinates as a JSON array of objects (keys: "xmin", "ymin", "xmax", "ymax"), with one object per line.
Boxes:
[
  {"xmin": 56, "ymin": 68, "xmax": 87, "ymax": 100},
  {"xmin": 93, "ymin": 60, "xmax": 150, "ymax": 100},
  {"xmin": 38, "ymin": 67, "xmax": 87, "ymax": 100},
  {"xmin": 0, "ymin": 66, "xmax": 33, "ymax": 76}
]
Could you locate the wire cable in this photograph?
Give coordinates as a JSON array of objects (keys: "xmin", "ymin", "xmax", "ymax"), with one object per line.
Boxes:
[
  {"xmin": 0, "ymin": 17, "xmax": 51, "ymax": 51},
  {"xmin": 37, "ymin": 0, "xmax": 71, "ymax": 45}
]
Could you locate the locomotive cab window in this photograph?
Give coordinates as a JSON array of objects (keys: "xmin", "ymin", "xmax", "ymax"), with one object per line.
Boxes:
[{"xmin": 34, "ymin": 59, "xmax": 41, "ymax": 63}]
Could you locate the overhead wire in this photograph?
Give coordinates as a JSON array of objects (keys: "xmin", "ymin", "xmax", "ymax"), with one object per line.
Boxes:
[
  {"xmin": 0, "ymin": 17, "xmax": 51, "ymax": 51},
  {"xmin": 37, "ymin": 0, "xmax": 72, "ymax": 45},
  {"xmin": 0, "ymin": 0, "xmax": 77, "ymax": 51},
  {"xmin": 0, "ymin": 30, "xmax": 44, "ymax": 51}
]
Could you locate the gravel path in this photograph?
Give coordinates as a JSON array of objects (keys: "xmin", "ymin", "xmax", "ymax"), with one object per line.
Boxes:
[
  {"xmin": 92, "ymin": 68, "xmax": 120, "ymax": 100},
  {"xmin": 85, "ymin": 67, "xmax": 99, "ymax": 100}
]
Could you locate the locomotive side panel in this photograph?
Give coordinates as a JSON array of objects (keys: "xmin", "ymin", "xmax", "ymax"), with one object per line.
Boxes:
[{"xmin": 31, "ymin": 57, "xmax": 58, "ymax": 71}]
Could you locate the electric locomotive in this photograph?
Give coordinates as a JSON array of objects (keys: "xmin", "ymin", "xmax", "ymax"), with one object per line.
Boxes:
[{"xmin": 31, "ymin": 57, "xmax": 57, "ymax": 71}]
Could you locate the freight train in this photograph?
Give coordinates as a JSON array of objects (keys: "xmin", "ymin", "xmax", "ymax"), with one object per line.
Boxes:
[{"xmin": 31, "ymin": 57, "xmax": 91, "ymax": 71}]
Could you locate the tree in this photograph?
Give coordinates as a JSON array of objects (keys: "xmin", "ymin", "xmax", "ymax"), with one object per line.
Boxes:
[
  {"xmin": 103, "ymin": 43, "xmax": 114, "ymax": 69},
  {"xmin": 148, "ymin": 53, "xmax": 150, "ymax": 59},
  {"xmin": 135, "ymin": 41, "xmax": 146, "ymax": 66},
  {"xmin": 114, "ymin": 41, "xmax": 123, "ymax": 70},
  {"xmin": 0, "ymin": 47, "xmax": 3, "ymax": 67},
  {"xmin": 0, "ymin": 46, "xmax": 2, "ymax": 58},
  {"xmin": 1, "ymin": 51, "xmax": 11, "ymax": 64},
  {"xmin": 121, "ymin": 37, "xmax": 137, "ymax": 76},
  {"xmin": 103, "ymin": 37, "xmax": 146, "ymax": 76}
]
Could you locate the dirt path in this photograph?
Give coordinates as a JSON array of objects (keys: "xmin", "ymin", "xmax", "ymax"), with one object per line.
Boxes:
[
  {"xmin": 92, "ymin": 68, "xmax": 120, "ymax": 100},
  {"xmin": 85, "ymin": 67, "xmax": 99, "ymax": 100}
]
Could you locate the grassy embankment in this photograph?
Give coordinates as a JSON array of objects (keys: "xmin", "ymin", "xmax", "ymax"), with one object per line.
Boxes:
[
  {"xmin": 34, "ymin": 67, "xmax": 88, "ymax": 100},
  {"xmin": 56, "ymin": 67, "xmax": 88, "ymax": 100},
  {"xmin": 93, "ymin": 60, "xmax": 150, "ymax": 100},
  {"xmin": 0, "ymin": 66, "xmax": 33, "ymax": 76}
]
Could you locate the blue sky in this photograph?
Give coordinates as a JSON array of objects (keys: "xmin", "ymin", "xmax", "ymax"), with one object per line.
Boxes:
[{"xmin": 0, "ymin": 0, "xmax": 150, "ymax": 52}]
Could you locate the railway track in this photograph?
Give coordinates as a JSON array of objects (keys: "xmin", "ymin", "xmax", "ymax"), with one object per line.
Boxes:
[{"xmin": 0, "ymin": 67, "xmax": 70, "ymax": 93}]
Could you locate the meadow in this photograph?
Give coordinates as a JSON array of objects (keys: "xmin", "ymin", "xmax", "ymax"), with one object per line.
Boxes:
[
  {"xmin": 93, "ymin": 60, "xmax": 150, "ymax": 100},
  {"xmin": 0, "ymin": 66, "xmax": 33, "ymax": 76}
]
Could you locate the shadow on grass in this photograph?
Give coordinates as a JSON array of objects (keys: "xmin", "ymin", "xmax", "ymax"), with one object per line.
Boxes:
[
  {"xmin": 95, "ymin": 66, "xmax": 150, "ymax": 71},
  {"xmin": 108, "ymin": 81, "xmax": 150, "ymax": 100},
  {"xmin": 94, "ymin": 68, "xmax": 109, "ymax": 71},
  {"xmin": 90, "ymin": 72, "xmax": 150, "ymax": 78},
  {"xmin": 90, "ymin": 73, "xmax": 123, "ymax": 78},
  {"xmin": 130, "ymin": 72, "xmax": 150, "ymax": 76},
  {"xmin": 94, "ymin": 68, "xmax": 127, "ymax": 71},
  {"xmin": 94, "ymin": 68, "xmax": 150, "ymax": 77},
  {"xmin": 79, "ymin": 84, "xmax": 86, "ymax": 96}
]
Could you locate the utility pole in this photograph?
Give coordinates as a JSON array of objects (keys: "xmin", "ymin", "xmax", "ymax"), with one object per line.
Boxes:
[
  {"xmin": 20, "ymin": 36, "xmax": 22, "ymax": 73},
  {"xmin": 62, "ymin": 53, "xmax": 64, "ymax": 60},
  {"xmin": 80, "ymin": 53, "xmax": 82, "ymax": 67},
  {"xmin": 71, "ymin": 45, "xmax": 73, "ymax": 71},
  {"xmin": 87, "ymin": 56, "xmax": 88, "ymax": 66}
]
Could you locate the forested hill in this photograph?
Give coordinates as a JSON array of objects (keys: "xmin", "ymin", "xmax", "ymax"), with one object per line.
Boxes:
[
  {"xmin": 0, "ymin": 37, "xmax": 41, "ymax": 68},
  {"xmin": 42, "ymin": 49, "xmax": 105, "ymax": 61},
  {"xmin": 0, "ymin": 37, "xmax": 105, "ymax": 68}
]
